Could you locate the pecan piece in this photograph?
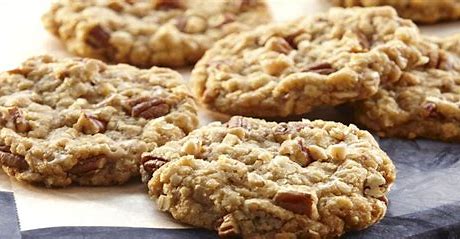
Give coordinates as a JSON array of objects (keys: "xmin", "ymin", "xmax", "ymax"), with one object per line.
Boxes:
[
  {"xmin": 226, "ymin": 116, "xmax": 250, "ymax": 129},
  {"xmin": 0, "ymin": 145, "xmax": 29, "ymax": 171},
  {"xmin": 74, "ymin": 113, "xmax": 106, "ymax": 134},
  {"xmin": 129, "ymin": 97, "xmax": 170, "ymax": 119},
  {"xmin": 217, "ymin": 214, "xmax": 241, "ymax": 239},
  {"xmin": 273, "ymin": 191, "xmax": 315, "ymax": 216},
  {"xmin": 141, "ymin": 155, "xmax": 168, "ymax": 174},
  {"xmin": 86, "ymin": 25, "xmax": 111, "ymax": 49},
  {"xmin": 70, "ymin": 156, "xmax": 107, "ymax": 175},
  {"xmin": 421, "ymin": 102, "xmax": 439, "ymax": 118},
  {"xmin": 356, "ymin": 32, "xmax": 370, "ymax": 50},
  {"xmin": 265, "ymin": 37, "xmax": 293, "ymax": 54},
  {"xmin": 8, "ymin": 107, "xmax": 31, "ymax": 133},
  {"xmin": 153, "ymin": 0, "xmax": 184, "ymax": 10},
  {"xmin": 301, "ymin": 62, "xmax": 336, "ymax": 75}
]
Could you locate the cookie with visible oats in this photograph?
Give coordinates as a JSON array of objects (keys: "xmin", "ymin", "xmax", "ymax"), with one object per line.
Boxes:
[
  {"xmin": 141, "ymin": 116, "xmax": 395, "ymax": 238},
  {"xmin": 0, "ymin": 55, "xmax": 198, "ymax": 187},
  {"xmin": 42, "ymin": 0, "xmax": 272, "ymax": 68},
  {"xmin": 191, "ymin": 7, "xmax": 428, "ymax": 117},
  {"xmin": 330, "ymin": 0, "xmax": 460, "ymax": 24},
  {"xmin": 354, "ymin": 34, "xmax": 460, "ymax": 141}
]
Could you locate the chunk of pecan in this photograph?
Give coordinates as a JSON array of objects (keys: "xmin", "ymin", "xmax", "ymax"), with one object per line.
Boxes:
[
  {"xmin": 70, "ymin": 156, "xmax": 107, "ymax": 175},
  {"xmin": 141, "ymin": 154, "xmax": 168, "ymax": 174},
  {"xmin": 128, "ymin": 97, "xmax": 170, "ymax": 119},
  {"xmin": 8, "ymin": 107, "xmax": 30, "ymax": 133},
  {"xmin": 0, "ymin": 145, "xmax": 29, "ymax": 171},
  {"xmin": 217, "ymin": 214, "xmax": 241, "ymax": 238},
  {"xmin": 236, "ymin": 0, "xmax": 256, "ymax": 10},
  {"xmin": 421, "ymin": 102, "xmax": 439, "ymax": 118},
  {"xmin": 153, "ymin": 0, "xmax": 184, "ymax": 10},
  {"xmin": 265, "ymin": 37, "xmax": 293, "ymax": 54},
  {"xmin": 273, "ymin": 191, "xmax": 315, "ymax": 216},
  {"xmin": 74, "ymin": 113, "xmax": 106, "ymax": 134},
  {"xmin": 226, "ymin": 116, "xmax": 250, "ymax": 129},
  {"xmin": 301, "ymin": 62, "xmax": 336, "ymax": 75},
  {"xmin": 356, "ymin": 32, "xmax": 370, "ymax": 50},
  {"xmin": 86, "ymin": 25, "xmax": 111, "ymax": 49}
]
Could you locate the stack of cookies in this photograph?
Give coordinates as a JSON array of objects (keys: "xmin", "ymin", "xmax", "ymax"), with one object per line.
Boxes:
[{"xmin": 0, "ymin": 0, "xmax": 458, "ymax": 238}]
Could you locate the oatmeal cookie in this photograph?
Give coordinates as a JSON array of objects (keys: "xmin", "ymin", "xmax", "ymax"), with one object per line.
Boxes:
[
  {"xmin": 354, "ymin": 34, "xmax": 460, "ymax": 141},
  {"xmin": 191, "ymin": 7, "xmax": 428, "ymax": 117},
  {"xmin": 42, "ymin": 0, "xmax": 272, "ymax": 68},
  {"xmin": 0, "ymin": 55, "xmax": 198, "ymax": 187},
  {"xmin": 330, "ymin": 0, "xmax": 460, "ymax": 24},
  {"xmin": 141, "ymin": 116, "xmax": 396, "ymax": 238}
]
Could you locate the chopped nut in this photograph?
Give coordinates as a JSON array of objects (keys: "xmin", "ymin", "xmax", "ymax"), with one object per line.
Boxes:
[
  {"xmin": 301, "ymin": 62, "xmax": 336, "ymax": 75},
  {"xmin": 142, "ymin": 155, "xmax": 168, "ymax": 174},
  {"xmin": 327, "ymin": 144, "xmax": 347, "ymax": 161},
  {"xmin": 421, "ymin": 102, "xmax": 439, "ymax": 118},
  {"xmin": 227, "ymin": 116, "xmax": 250, "ymax": 129},
  {"xmin": 356, "ymin": 32, "xmax": 370, "ymax": 49},
  {"xmin": 0, "ymin": 145, "xmax": 28, "ymax": 171},
  {"xmin": 217, "ymin": 214, "xmax": 241, "ymax": 238},
  {"xmin": 181, "ymin": 139, "xmax": 201, "ymax": 155},
  {"xmin": 364, "ymin": 173, "xmax": 386, "ymax": 197},
  {"xmin": 261, "ymin": 55, "xmax": 292, "ymax": 76},
  {"xmin": 107, "ymin": 1, "xmax": 124, "ymax": 11},
  {"xmin": 236, "ymin": 0, "xmax": 256, "ymax": 10},
  {"xmin": 153, "ymin": 0, "xmax": 184, "ymax": 10},
  {"xmin": 265, "ymin": 37, "xmax": 293, "ymax": 54},
  {"xmin": 70, "ymin": 156, "xmax": 107, "ymax": 175},
  {"xmin": 306, "ymin": 145, "xmax": 327, "ymax": 161},
  {"xmin": 74, "ymin": 113, "xmax": 106, "ymax": 134},
  {"xmin": 175, "ymin": 15, "xmax": 207, "ymax": 33},
  {"xmin": 86, "ymin": 25, "xmax": 111, "ymax": 49},
  {"xmin": 273, "ymin": 191, "xmax": 315, "ymax": 216},
  {"xmin": 128, "ymin": 97, "xmax": 170, "ymax": 119},
  {"xmin": 209, "ymin": 13, "xmax": 236, "ymax": 28},
  {"xmin": 8, "ymin": 107, "xmax": 30, "ymax": 133}
]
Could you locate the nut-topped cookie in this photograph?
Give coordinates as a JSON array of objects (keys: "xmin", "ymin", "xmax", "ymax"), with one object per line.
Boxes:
[
  {"xmin": 191, "ymin": 7, "xmax": 428, "ymax": 117},
  {"xmin": 354, "ymin": 34, "xmax": 460, "ymax": 141},
  {"xmin": 0, "ymin": 55, "xmax": 198, "ymax": 187},
  {"xmin": 42, "ymin": 0, "xmax": 272, "ymax": 68},
  {"xmin": 330, "ymin": 0, "xmax": 460, "ymax": 24},
  {"xmin": 141, "ymin": 116, "xmax": 396, "ymax": 238}
]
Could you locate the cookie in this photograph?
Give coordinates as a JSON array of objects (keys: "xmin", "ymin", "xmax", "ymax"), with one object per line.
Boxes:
[
  {"xmin": 141, "ymin": 116, "xmax": 396, "ymax": 238},
  {"xmin": 0, "ymin": 55, "xmax": 198, "ymax": 187},
  {"xmin": 354, "ymin": 34, "xmax": 460, "ymax": 141},
  {"xmin": 191, "ymin": 7, "xmax": 428, "ymax": 117},
  {"xmin": 42, "ymin": 0, "xmax": 272, "ymax": 68},
  {"xmin": 330, "ymin": 0, "xmax": 460, "ymax": 24}
]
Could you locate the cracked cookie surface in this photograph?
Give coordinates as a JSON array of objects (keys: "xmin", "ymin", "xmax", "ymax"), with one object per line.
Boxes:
[
  {"xmin": 330, "ymin": 0, "xmax": 460, "ymax": 24},
  {"xmin": 42, "ymin": 0, "xmax": 272, "ymax": 68},
  {"xmin": 191, "ymin": 7, "xmax": 427, "ymax": 117},
  {"xmin": 141, "ymin": 116, "xmax": 395, "ymax": 238},
  {"xmin": 0, "ymin": 55, "xmax": 198, "ymax": 187},
  {"xmin": 354, "ymin": 34, "xmax": 460, "ymax": 141}
]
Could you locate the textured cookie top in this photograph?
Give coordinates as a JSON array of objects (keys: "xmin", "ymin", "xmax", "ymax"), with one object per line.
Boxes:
[
  {"xmin": 354, "ymin": 34, "xmax": 460, "ymax": 141},
  {"xmin": 330, "ymin": 0, "xmax": 460, "ymax": 24},
  {"xmin": 0, "ymin": 55, "xmax": 198, "ymax": 186},
  {"xmin": 191, "ymin": 7, "xmax": 428, "ymax": 117},
  {"xmin": 42, "ymin": 0, "xmax": 272, "ymax": 67},
  {"xmin": 142, "ymin": 116, "xmax": 395, "ymax": 238}
]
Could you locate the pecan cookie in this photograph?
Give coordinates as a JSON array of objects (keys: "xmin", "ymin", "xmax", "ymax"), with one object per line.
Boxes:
[
  {"xmin": 141, "ymin": 116, "xmax": 396, "ymax": 238},
  {"xmin": 354, "ymin": 34, "xmax": 460, "ymax": 141},
  {"xmin": 42, "ymin": 0, "xmax": 272, "ymax": 68},
  {"xmin": 0, "ymin": 55, "xmax": 198, "ymax": 187},
  {"xmin": 330, "ymin": 0, "xmax": 460, "ymax": 24},
  {"xmin": 191, "ymin": 7, "xmax": 428, "ymax": 117}
]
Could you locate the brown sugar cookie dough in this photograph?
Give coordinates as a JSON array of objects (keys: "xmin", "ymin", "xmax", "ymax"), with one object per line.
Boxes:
[
  {"xmin": 141, "ymin": 116, "xmax": 396, "ymax": 238},
  {"xmin": 42, "ymin": 0, "xmax": 272, "ymax": 68},
  {"xmin": 191, "ymin": 7, "xmax": 428, "ymax": 117},
  {"xmin": 330, "ymin": 0, "xmax": 460, "ymax": 24},
  {"xmin": 354, "ymin": 34, "xmax": 460, "ymax": 142},
  {"xmin": 0, "ymin": 55, "xmax": 198, "ymax": 187}
]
